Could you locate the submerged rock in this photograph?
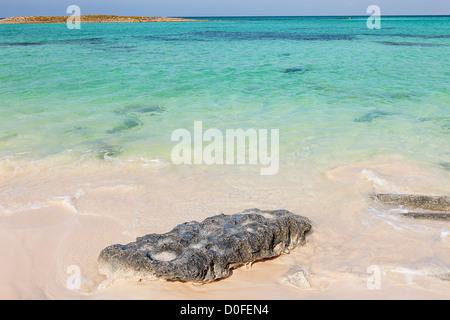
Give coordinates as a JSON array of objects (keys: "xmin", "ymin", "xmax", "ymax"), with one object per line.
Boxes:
[
  {"xmin": 98, "ymin": 208, "xmax": 312, "ymax": 283},
  {"xmin": 114, "ymin": 105, "xmax": 165, "ymax": 116},
  {"xmin": 438, "ymin": 162, "xmax": 450, "ymax": 171},
  {"xmin": 96, "ymin": 145, "xmax": 122, "ymax": 159},
  {"xmin": 0, "ymin": 132, "xmax": 18, "ymax": 142},
  {"xmin": 375, "ymin": 41, "xmax": 446, "ymax": 47},
  {"xmin": 375, "ymin": 193, "xmax": 450, "ymax": 221},
  {"xmin": 399, "ymin": 212, "xmax": 450, "ymax": 221},
  {"xmin": 354, "ymin": 110, "xmax": 392, "ymax": 123},
  {"xmin": 375, "ymin": 194, "xmax": 450, "ymax": 212},
  {"xmin": 438, "ymin": 273, "xmax": 450, "ymax": 281},
  {"xmin": 283, "ymin": 67, "xmax": 307, "ymax": 74}
]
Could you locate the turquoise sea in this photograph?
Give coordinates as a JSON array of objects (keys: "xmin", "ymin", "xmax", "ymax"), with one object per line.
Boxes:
[{"xmin": 0, "ymin": 16, "xmax": 449, "ymax": 169}]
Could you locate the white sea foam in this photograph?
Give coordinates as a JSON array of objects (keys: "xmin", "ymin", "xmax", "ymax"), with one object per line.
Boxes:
[{"xmin": 440, "ymin": 229, "xmax": 449, "ymax": 243}]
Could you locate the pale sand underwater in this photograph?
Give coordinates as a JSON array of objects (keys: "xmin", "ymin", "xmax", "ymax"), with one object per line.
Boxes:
[{"xmin": 0, "ymin": 154, "xmax": 449, "ymax": 299}]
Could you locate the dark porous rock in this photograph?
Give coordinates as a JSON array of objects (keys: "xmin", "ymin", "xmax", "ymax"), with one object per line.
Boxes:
[
  {"xmin": 106, "ymin": 117, "xmax": 143, "ymax": 134},
  {"xmin": 375, "ymin": 194, "xmax": 450, "ymax": 212},
  {"xmin": 98, "ymin": 209, "xmax": 312, "ymax": 283}
]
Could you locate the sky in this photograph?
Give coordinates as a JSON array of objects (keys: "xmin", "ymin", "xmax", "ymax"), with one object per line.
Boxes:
[{"xmin": 1, "ymin": 0, "xmax": 449, "ymax": 18}]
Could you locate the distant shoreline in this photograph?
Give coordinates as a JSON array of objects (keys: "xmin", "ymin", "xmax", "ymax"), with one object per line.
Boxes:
[
  {"xmin": 0, "ymin": 15, "xmax": 208, "ymax": 24},
  {"xmin": 1, "ymin": 15, "xmax": 448, "ymax": 23}
]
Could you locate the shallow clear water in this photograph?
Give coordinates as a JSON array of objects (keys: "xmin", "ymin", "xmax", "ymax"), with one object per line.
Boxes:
[{"xmin": 0, "ymin": 16, "xmax": 449, "ymax": 168}]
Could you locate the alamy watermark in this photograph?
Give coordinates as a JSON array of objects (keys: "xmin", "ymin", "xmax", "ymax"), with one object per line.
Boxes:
[
  {"xmin": 171, "ymin": 121, "xmax": 279, "ymax": 175},
  {"xmin": 366, "ymin": 265, "xmax": 382, "ymax": 290},
  {"xmin": 67, "ymin": 5, "xmax": 81, "ymax": 29},
  {"xmin": 66, "ymin": 265, "xmax": 81, "ymax": 290},
  {"xmin": 367, "ymin": 5, "xmax": 381, "ymax": 29}
]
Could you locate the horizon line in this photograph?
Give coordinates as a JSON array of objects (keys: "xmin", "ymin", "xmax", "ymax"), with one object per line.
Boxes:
[
  {"xmin": 1, "ymin": 14, "xmax": 450, "ymax": 19},
  {"xmin": 180, "ymin": 14, "xmax": 450, "ymax": 19}
]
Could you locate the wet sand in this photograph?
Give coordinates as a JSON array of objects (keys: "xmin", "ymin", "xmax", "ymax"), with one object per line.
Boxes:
[{"xmin": 0, "ymin": 155, "xmax": 449, "ymax": 299}]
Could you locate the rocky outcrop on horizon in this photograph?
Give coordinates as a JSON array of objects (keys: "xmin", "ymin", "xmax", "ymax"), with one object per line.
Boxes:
[{"xmin": 0, "ymin": 15, "xmax": 206, "ymax": 24}]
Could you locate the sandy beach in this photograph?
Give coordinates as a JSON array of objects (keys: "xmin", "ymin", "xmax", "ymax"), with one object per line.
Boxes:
[{"xmin": 0, "ymin": 155, "xmax": 448, "ymax": 299}]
